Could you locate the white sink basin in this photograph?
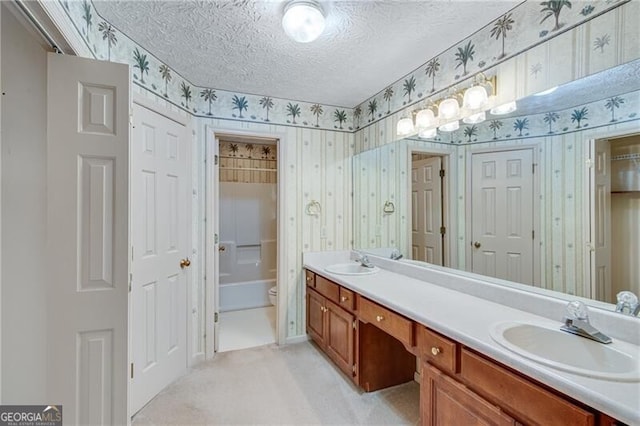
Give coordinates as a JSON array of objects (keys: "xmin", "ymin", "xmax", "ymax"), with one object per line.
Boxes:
[
  {"xmin": 324, "ymin": 263, "xmax": 380, "ymax": 275},
  {"xmin": 490, "ymin": 321, "xmax": 640, "ymax": 381}
]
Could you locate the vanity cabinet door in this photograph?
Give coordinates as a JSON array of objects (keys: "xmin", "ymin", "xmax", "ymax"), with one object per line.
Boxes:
[
  {"xmin": 421, "ymin": 362, "xmax": 516, "ymax": 426},
  {"xmin": 306, "ymin": 288, "xmax": 326, "ymax": 346},
  {"xmin": 325, "ymin": 299, "xmax": 356, "ymax": 378}
]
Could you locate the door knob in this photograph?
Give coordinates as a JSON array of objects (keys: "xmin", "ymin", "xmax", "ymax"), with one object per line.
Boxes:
[
  {"xmin": 473, "ymin": 241, "xmax": 481, "ymax": 248},
  {"xmin": 180, "ymin": 258, "xmax": 191, "ymax": 269},
  {"xmin": 219, "ymin": 245, "xmax": 226, "ymax": 252}
]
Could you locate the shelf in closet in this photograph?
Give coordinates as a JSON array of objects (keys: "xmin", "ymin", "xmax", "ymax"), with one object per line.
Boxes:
[
  {"xmin": 219, "ymin": 155, "xmax": 276, "ymax": 161},
  {"xmin": 220, "ymin": 166, "xmax": 276, "ymax": 172},
  {"xmin": 611, "ymin": 153, "xmax": 640, "ymax": 161}
]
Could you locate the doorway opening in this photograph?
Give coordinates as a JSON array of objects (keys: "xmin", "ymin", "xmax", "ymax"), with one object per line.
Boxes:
[
  {"xmin": 213, "ymin": 134, "xmax": 280, "ymax": 353},
  {"xmin": 590, "ymin": 134, "xmax": 640, "ymax": 303},
  {"xmin": 409, "ymin": 150, "xmax": 450, "ymax": 266}
]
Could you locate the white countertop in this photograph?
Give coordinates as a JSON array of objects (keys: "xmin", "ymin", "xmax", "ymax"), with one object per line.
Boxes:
[{"xmin": 303, "ymin": 252, "xmax": 640, "ymax": 425}]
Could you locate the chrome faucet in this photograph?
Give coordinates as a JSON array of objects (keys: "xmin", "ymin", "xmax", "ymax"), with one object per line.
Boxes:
[
  {"xmin": 356, "ymin": 252, "xmax": 375, "ymax": 268},
  {"xmin": 561, "ymin": 301, "xmax": 612, "ymax": 344},
  {"xmin": 615, "ymin": 291, "xmax": 640, "ymax": 317},
  {"xmin": 390, "ymin": 249, "xmax": 403, "ymax": 260}
]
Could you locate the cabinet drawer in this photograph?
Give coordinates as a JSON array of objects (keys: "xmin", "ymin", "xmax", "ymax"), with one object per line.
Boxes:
[
  {"xmin": 316, "ymin": 275, "xmax": 340, "ymax": 303},
  {"xmin": 305, "ymin": 270, "xmax": 315, "ymax": 288},
  {"xmin": 339, "ymin": 287, "xmax": 355, "ymax": 311},
  {"xmin": 418, "ymin": 326, "xmax": 459, "ymax": 374},
  {"xmin": 460, "ymin": 349, "xmax": 595, "ymax": 426},
  {"xmin": 358, "ymin": 296, "xmax": 414, "ymax": 347}
]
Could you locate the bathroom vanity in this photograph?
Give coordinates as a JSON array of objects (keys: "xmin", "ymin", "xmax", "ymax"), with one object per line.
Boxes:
[{"xmin": 303, "ymin": 253, "xmax": 639, "ymax": 426}]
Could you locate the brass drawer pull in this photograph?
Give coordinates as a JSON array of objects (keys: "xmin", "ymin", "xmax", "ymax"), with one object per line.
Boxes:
[
  {"xmin": 341, "ymin": 296, "xmax": 348, "ymax": 302},
  {"xmin": 376, "ymin": 315, "xmax": 384, "ymax": 322},
  {"xmin": 431, "ymin": 346, "xmax": 441, "ymax": 356}
]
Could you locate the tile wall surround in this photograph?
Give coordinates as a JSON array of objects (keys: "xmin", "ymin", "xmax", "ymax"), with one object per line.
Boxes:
[
  {"xmin": 49, "ymin": 0, "xmax": 639, "ymax": 340},
  {"xmin": 60, "ymin": 0, "xmax": 629, "ymax": 133}
]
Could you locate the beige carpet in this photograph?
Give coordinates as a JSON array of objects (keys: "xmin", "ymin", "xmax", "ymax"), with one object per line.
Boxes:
[{"xmin": 133, "ymin": 341, "xmax": 420, "ymax": 425}]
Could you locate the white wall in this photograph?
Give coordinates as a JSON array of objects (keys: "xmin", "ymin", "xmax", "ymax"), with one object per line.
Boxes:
[{"xmin": 1, "ymin": 4, "xmax": 49, "ymax": 402}]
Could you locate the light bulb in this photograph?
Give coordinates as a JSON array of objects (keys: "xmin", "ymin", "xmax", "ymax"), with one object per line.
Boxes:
[
  {"xmin": 438, "ymin": 121, "xmax": 459, "ymax": 132},
  {"xmin": 463, "ymin": 85, "xmax": 489, "ymax": 110},
  {"xmin": 419, "ymin": 128, "xmax": 437, "ymax": 138},
  {"xmin": 396, "ymin": 117, "xmax": 415, "ymax": 136},
  {"xmin": 463, "ymin": 111, "xmax": 486, "ymax": 124},
  {"xmin": 282, "ymin": 1, "xmax": 325, "ymax": 43},
  {"xmin": 415, "ymin": 109, "xmax": 436, "ymax": 130},
  {"xmin": 438, "ymin": 98, "xmax": 460, "ymax": 120}
]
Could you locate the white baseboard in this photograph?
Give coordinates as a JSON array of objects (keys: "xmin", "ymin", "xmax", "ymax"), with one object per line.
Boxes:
[{"xmin": 285, "ymin": 334, "xmax": 311, "ymax": 345}]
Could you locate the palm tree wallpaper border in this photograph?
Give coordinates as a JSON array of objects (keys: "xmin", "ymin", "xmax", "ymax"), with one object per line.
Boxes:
[{"xmin": 60, "ymin": 0, "xmax": 629, "ymax": 132}]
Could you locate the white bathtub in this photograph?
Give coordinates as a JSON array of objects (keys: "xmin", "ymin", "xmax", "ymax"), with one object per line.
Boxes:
[{"xmin": 219, "ymin": 278, "xmax": 275, "ymax": 312}]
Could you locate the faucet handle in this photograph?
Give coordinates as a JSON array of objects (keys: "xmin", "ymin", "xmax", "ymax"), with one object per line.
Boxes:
[
  {"xmin": 616, "ymin": 291, "xmax": 639, "ymax": 315},
  {"xmin": 565, "ymin": 300, "xmax": 589, "ymax": 321}
]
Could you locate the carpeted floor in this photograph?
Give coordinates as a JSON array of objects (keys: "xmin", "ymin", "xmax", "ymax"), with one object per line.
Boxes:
[{"xmin": 133, "ymin": 341, "xmax": 420, "ymax": 425}]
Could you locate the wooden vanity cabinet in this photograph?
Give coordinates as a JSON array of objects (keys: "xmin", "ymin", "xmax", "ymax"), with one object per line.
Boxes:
[
  {"xmin": 306, "ymin": 274, "xmax": 357, "ymax": 380},
  {"xmin": 417, "ymin": 324, "xmax": 600, "ymax": 426}
]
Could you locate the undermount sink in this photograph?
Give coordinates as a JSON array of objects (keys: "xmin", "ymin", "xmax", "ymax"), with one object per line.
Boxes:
[
  {"xmin": 324, "ymin": 263, "xmax": 380, "ymax": 275},
  {"xmin": 490, "ymin": 321, "xmax": 640, "ymax": 381}
]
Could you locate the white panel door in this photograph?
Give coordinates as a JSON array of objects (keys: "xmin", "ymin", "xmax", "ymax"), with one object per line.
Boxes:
[
  {"xmin": 411, "ymin": 157, "xmax": 443, "ymax": 265},
  {"xmin": 131, "ymin": 103, "xmax": 189, "ymax": 414},
  {"xmin": 471, "ymin": 149, "xmax": 534, "ymax": 284},
  {"xmin": 46, "ymin": 53, "xmax": 130, "ymax": 425},
  {"xmin": 591, "ymin": 139, "xmax": 612, "ymax": 302}
]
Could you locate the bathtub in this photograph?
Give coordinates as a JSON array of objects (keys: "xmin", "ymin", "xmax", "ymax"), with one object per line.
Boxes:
[{"xmin": 219, "ymin": 278, "xmax": 276, "ymax": 312}]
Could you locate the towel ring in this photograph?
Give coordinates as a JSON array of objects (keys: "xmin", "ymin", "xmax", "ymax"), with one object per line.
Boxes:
[{"xmin": 306, "ymin": 200, "xmax": 322, "ymax": 217}]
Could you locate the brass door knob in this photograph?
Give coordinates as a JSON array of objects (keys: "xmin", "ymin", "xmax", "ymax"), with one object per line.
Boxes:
[
  {"xmin": 431, "ymin": 347, "xmax": 441, "ymax": 356},
  {"xmin": 219, "ymin": 245, "xmax": 226, "ymax": 252},
  {"xmin": 473, "ymin": 241, "xmax": 481, "ymax": 248},
  {"xmin": 376, "ymin": 315, "xmax": 384, "ymax": 322},
  {"xmin": 180, "ymin": 258, "xmax": 191, "ymax": 269}
]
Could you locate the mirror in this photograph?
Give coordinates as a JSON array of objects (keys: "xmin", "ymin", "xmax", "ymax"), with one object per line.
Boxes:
[{"xmin": 353, "ymin": 60, "xmax": 640, "ymax": 310}]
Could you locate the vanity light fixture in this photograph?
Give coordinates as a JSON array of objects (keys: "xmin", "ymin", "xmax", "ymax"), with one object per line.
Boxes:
[
  {"xmin": 490, "ymin": 100, "xmax": 517, "ymax": 115},
  {"xmin": 415, "ymin": 108, "xmax": 437, "ymax": 130},
  {"xmin": 438, "ymin": 120, "xmax": 459, "ymax": 132},
  {"xmin": 438, "ymin": 97, "xmax": 460, "ymax": 121},
  {"xmin": 396, "ymin": 116, "xmax": 415, "ymax": 136},
  {"xmin": 282, "ymin": 0, "xmax": 326, "ymax": 43},
  {"xmin": 463, "ymin": 85, "xmax": 489, "ymax": 111},
  {"xmin": 418, "ymin": 128, "xmax": 438, "ymax": 138},
  {"xmin": 462, "ymin": 111, "xmax": 486, "ymax": 124}
]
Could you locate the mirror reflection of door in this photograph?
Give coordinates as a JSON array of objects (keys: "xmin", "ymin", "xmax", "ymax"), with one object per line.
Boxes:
[
  {"xmin": 470, "ymin": 148, "xmax": 535, "ymax": 285},
  {"xmin": 593, "ymin": 134, "xmax": 640, "ymax": 303},
  {"xmin": 411, "ymin": 155, "xmax": 444, "ymax": 265}
]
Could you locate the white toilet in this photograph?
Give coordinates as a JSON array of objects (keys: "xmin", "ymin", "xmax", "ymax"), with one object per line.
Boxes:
[{"xmin": 268, "ymin": 286, "xmax": 277, "ymax": 306}]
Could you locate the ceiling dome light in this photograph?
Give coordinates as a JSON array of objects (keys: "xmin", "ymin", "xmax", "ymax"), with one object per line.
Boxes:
[
  {"xmin": 463, "ymin": 111, "xmax": 486, "ymax": 124},
  {"xmin": 490, "ymin": 101, "xmax": 517, "ymax": 115},
  {"xmin": 282, "ymin": 1, "xmax": 325, "ymax": 43},
  {"xmin": 396, "ymin": 117, "xmax": 415, "ymax": 136},
  {"xmin": 415, "ymin": 109, "xmax": 436, "ymax": 130},
  {"xmin": 438, "ymin": 121, "xmax": 459, "ymax": 132},
  {"xmin": 438, "ymin": 98, "xmax": 460, "ymax": 121},
  {"xmin": 463, "ymin": 85, "xmax": 489, "ymax": 111},
  {"xmin": 419, "ymin": 128, "xmax": 437, "ymax": 139}
]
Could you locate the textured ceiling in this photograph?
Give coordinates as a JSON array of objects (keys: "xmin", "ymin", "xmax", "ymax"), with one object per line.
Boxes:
[{"xmin": 93, "ymin": 1, "xmax": 520, "ymax": 107}]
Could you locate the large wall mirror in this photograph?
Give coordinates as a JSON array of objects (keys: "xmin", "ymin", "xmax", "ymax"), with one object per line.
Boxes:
[{"xmin": 353, "ymin": 60, "xmax": 640, "ymax": 312}]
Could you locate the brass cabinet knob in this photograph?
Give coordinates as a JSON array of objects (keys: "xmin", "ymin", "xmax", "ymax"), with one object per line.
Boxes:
[
  {"xmin": 376, "ymin": 315, "xmax": 384, "ymax": 322},
  {"xmin": 306, "ymin": 276, "xmax": 311, "ymax": 282},
  {"xmin": 473, "ymin": 241, "xmax": 481, "ymax": 248},
  {"xmin": 219, "ymin": 245, "xmax": 226, "ymax": 252},
  {"xmin": 431, "ymin": 347, "xmax": 441, "ymax": 356},
  {"xmin": 180, "ymin": 258, "xmax": 191, "ymax": 269},
  {"xmin": 341, "ymin": 296, "xmax": 348, "ymax": 302}
]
